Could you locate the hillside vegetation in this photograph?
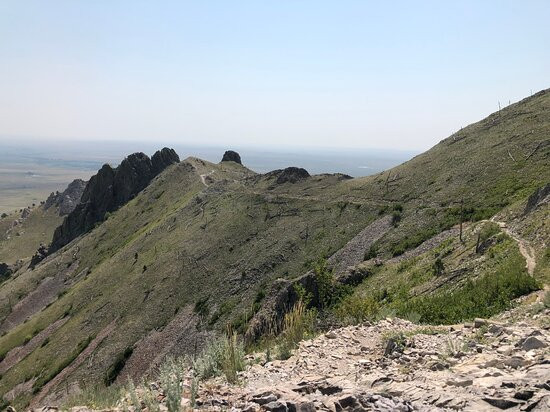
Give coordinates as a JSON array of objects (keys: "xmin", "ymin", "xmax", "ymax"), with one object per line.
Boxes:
[{"xmin": 0, "ymin": 89, "xmax": 548, "ymax": 409}]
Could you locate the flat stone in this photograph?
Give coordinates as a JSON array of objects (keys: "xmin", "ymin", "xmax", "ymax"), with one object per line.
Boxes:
[
  {"xmin": 446, "ymin": 377, "xmax": 473, "ymax": 387},
  {"xmin": 482, "ymin": 397, "xmax": 521, "ymax": 409},
  {"xmin": 251, "ymin": 393, "xmax": 278, "ymax": 405}
]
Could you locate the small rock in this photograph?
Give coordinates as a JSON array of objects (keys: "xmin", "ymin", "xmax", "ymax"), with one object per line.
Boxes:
[
  {"xmin": 251, "ymin": 393, "xmax": 278, "ymax": 405},
  {"xmin": 263, "ymin": 401, "xmax": 288, "ymax": 412},
  {"xmin": 335, "ymin": 395, "xmax": 360, "ymax": 410},
  {"xmin": 325, "ymin": 331, "xmax": 338, "ymax": 339},
  {"xmin": 286, "ymin": 401, "xmax": 316, "ymax": 412},
  {"xmin": 241, "ymin": 404, "xmax": 260, "ymax": 412},
  {"xmin": 428, "ymin": 361, "xmax": 447, "ymax": 371},
  {"xmin": 504, "ymin": 356, "xmax": 529, "ymax": 369},
  {"xmin": 446, "ymin": 377, "xmax": 473, "ymax": 387},
  {"xmin": 514, "ymin": 389, "xmax": 534, "ymax": 401},
  {"xmin": 520, "ymin": 336, "xmax": 547, "ymax": 351}
]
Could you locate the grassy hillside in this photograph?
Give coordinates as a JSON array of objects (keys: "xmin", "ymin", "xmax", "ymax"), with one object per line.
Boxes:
[
  {"xmin": 339, "ymin": 89, "xmax": 550, "ymax": 258},
  {"xmin": 0, "ymin": 207, "xmax": 62, "ymax": 265},
  {"xmin": 0, "ymin": 158, "xmax": 378, "ymax": 408},
  {"xmin": 0, "ymin": 89, "xmax": 548, "ymax": 409}
]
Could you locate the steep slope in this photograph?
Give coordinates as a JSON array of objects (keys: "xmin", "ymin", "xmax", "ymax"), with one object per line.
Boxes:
[
  {"xmin": 0, "ymin": 179, "xmax": 86, "ymax": 267},
  {"xmin": 0, "ymin": 89, "xmax": 548, "ymax": 409}
]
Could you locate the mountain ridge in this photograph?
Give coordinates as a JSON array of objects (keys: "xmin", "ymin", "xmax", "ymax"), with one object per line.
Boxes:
[{"xmin": 0, "ymin": 89, "xmax": 548, "ymax": 409}]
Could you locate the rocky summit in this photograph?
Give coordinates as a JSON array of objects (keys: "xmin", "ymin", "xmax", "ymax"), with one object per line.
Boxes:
[{"xmin": 221, "ymin": 150, "xmax": 243, "ymax": 165}]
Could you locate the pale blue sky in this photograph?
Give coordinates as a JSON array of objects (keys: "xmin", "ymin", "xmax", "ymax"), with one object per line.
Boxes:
[{"xmin": 0, "ymin": 1, "xmax": 548, "ymax": 150}]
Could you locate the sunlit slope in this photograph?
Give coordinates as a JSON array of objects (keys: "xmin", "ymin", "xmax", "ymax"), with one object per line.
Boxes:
[{"xmin": 0, "ymin": 158, "xmax": 377, "ymax": 407}]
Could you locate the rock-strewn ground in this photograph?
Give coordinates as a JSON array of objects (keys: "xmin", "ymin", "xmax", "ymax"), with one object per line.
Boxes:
[
  {"xmin": 194, "ymin": 293, "xmax": 549, "ymax": 411},
  {"xmin": 50, "ymin": 289, "xmax": 549, "ymax": 412}
]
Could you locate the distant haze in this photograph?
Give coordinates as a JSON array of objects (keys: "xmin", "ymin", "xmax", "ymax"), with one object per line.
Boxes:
[
  {"xmin": 0, "ymin": 139, "xmax": 416, "ymax": 213},
  {"xmin": 1, "ymin": 1, "xmax": 549, "ymax": 151}
]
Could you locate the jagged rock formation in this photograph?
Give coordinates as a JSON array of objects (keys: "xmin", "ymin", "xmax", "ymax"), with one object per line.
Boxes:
[
  {"xmin": 29, "ymin": 244, "xmax": 48, "ymax": 269},
  {"xmin": 524, "ymin": 183, "xmax": 550, "ymax": 215},
  {"xmin": 43, "ymin": 179, "xmax": 87, "ymax": 216},
  {"xmin": 265, "ymin": 167, "xmax": 310, "ymax": 184},
  {"xmin": 49, "ymin": 148, "xmax": 179, "ymax": 253},
  {"xmin": 221, "ymin": 150, "xmax": 242, "ymax": 164}
]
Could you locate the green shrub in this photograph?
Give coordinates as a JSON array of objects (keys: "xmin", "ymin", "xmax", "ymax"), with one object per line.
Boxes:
[
  {"xmin": 395, "ymin": 250, "xmax": 539, "ymax": 324},
  {"xmin": 192, "ymin": 331, "xmax": 245, "ymax": 383},
  {"xmin": 159, "ymin": 357, "xmax": 186, "ymax": 412},
  {"xmin": 62, "ymin": 384, "xmax": 122, "ymax": 410},
  {"xmin": 391, "ymin": 211, "xmax": 402, "ymax": 227},
  {"xmin": 479, "ymin": 222, "xmax": 500, "ymax": 242},
  {"xmin": 277, "ymin": 300, "xmax": 315, "ymax": 360},
  {"xmin": 335, "ymin": 294, "xmax": 380, "ymax": 324},
  {"xmin": 364, "ymin": 244, "xmax": 377, "ymax": 260},
  {"xmin": 433, "ymin": 257, "xmax": 444, "ymax": 276},
  {"xmin": 313, "ymin": 260, "xmax": 351, "ymax": 309}
]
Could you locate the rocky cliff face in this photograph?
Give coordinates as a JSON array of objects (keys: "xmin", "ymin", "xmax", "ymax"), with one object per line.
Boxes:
[
  {"xmin": 49, "ymin": 148, "xmax": 179, "ymax": 253},
  {"xmin": 43, "ymin": 179, "xmax": 87, "ymax": 216}
]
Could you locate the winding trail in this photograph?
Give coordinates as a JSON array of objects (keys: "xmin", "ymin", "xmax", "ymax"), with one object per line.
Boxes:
[
  {"xmin": 199, "ymin": 170, "xmax": 215, "ymax": 187},
  {"xmin": 490, "ymin": 218, "xmax": 537, "ymax": 275}
]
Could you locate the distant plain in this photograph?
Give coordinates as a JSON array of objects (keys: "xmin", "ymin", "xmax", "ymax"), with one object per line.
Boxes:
[{"xmin": 0, "ymin": 139, "xmax": 417, "ymax": 213}]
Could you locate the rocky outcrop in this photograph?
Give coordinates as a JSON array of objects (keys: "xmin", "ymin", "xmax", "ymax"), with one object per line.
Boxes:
[
  {"xmin": 44, "ymin": 179, "xmax": 87, "ymax": 216},
  {"xmin": 152, "ymin": 147, "xmax": 180, "ymax": 175},
  {"xmin": 265, "ymin": 167, "xmax": 310, "ymax": 184},
  {"xmin": 29, "ymin": 244, "xmax": 48, "ymax": 269},
  {"xmin": 49, "ymin": 148, "xmax": 179, "ymax": 253},
  {"xmin": 221, "ymin": 150, "xmax": 242, "ymax": 165},
  {"xmin": 0, "ymin": 262, "xmax": 12, "ymax": 279},
  {"xmin": 524, "ymin": 183, "xmax": 550, "ymax": 215}
]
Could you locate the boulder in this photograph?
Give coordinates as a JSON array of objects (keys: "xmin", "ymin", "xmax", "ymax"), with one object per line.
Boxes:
[
  {"xmin": 520, "ymin": 336, "xmax": 547, "ymax": 351},
  {"xmin": 221, "ymin": 150, "xmax": 242, "ymax": 165}
]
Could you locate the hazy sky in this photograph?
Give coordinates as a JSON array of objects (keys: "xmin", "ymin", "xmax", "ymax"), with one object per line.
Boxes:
[{"xmin": 1, "ymin": 1, "xmax": 549, "ymax": 151}]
